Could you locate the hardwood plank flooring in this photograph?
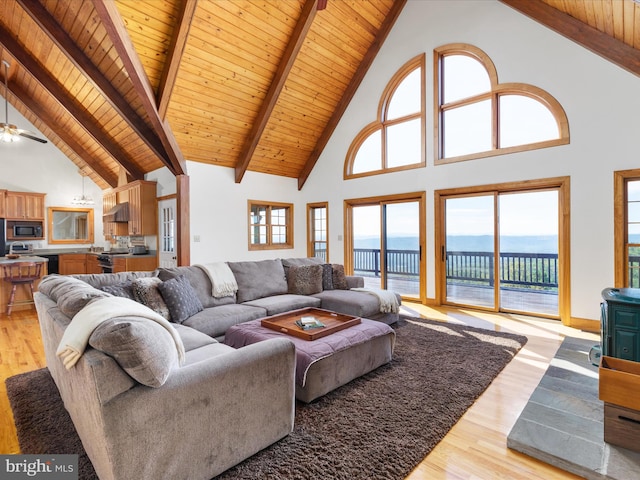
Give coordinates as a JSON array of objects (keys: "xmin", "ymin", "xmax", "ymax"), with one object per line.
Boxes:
[{"xmin": 0, "ymin": 304, "xmax": 597, "ymax": 479}]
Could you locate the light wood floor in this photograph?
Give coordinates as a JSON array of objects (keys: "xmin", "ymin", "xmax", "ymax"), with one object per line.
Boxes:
[{"xmin": 0, "ymin": 304, "xmax": 597, "ymax": 479}]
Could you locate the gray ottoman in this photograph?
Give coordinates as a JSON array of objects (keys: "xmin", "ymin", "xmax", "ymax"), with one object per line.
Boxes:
[{"xmin": 225, "ymin": 318, "xmax": 395, "ymax": 402}]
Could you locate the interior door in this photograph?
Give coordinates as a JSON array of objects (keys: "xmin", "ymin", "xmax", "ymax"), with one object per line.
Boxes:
[{"xmin": 158, "ymin": 198, "xmax": 177, "ymax": 268}]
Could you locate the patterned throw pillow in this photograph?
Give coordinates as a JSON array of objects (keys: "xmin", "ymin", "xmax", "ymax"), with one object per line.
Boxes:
[
  {"xmin": 287, "ymin": 264, "xmax": 324, "ymax": 295},
  {"xmin": 158, "ymin": 275, "xmax": 204, "ymax": 323},
  {"xmin": 321, "ymin": 264, "xmax": 334, "ymax": 290},
  {"xmin": 101, "ymin": 282, "xmax": 136, "ymax": 300},
  {"xmin": 132, "ymin": 277, "xmax": 171, "ymax": 321},
  {"xmin": 332, "ymin": 264, "xmax": 349, "ymax": 290}
]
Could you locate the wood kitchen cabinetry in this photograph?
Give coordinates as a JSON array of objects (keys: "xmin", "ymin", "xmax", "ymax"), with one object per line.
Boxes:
[
  {"xmin": 60, "ymin": 253, "xmax": 156, "ymax": 274},
  {"xmin": 58, "ymin": 253, "xmax": 87, "ymax": 275},
  {"xmin": 102, "ymin": 191, "xmax": 127, "ymax": 239},
  {"xmin": 5, "ymin": 191, "xmax": 45, "ymax": 220},
  {"xmin": 112, "ymin": 255, "xmax": 157, "ymax": 273},
  {"xmin": 103, "ymin": 180, "xmax": 157, "ymax": 237},
  {"xmin": 0, "ymin": 190, "xmax": 6, "ymax": 218},
  {"xmin": 86, "ymin": 254, "xmax": 102, "ymax": 274}
]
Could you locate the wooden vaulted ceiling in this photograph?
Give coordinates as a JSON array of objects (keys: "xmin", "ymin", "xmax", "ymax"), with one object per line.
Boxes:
[{"xmin": 1, "ymin": 0, "xmax": 640, "ymax": 191}]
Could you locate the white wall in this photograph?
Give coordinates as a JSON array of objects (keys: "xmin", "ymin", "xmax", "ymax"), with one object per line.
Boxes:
[
  {"xmin": 299, "ymin": 0, "xmax": 640, "ymax": 321},
  {"xmin": 0, "ymin": 103, "xmax": 104, "ymax": 250},
  {"xmin": 187, "ymin": 161, "xmax": 305, "ymax": 263}
]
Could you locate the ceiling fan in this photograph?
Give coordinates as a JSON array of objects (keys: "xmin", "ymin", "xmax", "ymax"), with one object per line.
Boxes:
[{"xmin": 1, "ymin": 60, "xmax": 47, "ymax": 144}]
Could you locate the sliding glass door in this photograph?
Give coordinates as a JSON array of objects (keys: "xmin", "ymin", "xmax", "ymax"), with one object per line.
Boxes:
[
  {"xmin": 442, "ymin": 188, "xmax": 560, "ymax": 317},
  {"xmin": 347, "ymin": 193, "xmax": 425, "ymax": 301},
  {"xmin": 445, "ymin": 194, "xmax": 496, "ymax": 308}
]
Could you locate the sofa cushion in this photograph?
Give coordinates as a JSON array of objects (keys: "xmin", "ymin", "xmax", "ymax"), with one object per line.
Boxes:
[
  {"xmin": 282, "ymin": 257, "xmax": 324, "ymax": 268},
  {"xmin": 313, "ymin": 289, "xmax": 390, "ymax": 318},
  {"xmin": 158, "ymin": 275, "xmax": 204, "ymax": 324},
  {"xmin": 182, "ymin": 304, "xmax": 268, "ymax": 339},
  {"xmin": 38, "ymin": 274, "xmax": 110, "ymax": 318},
  {"xmin": 243, "ymin": 294, "xmax": 321, "ymax": 316},
  {"xmin": 100, "ymin": 282, "xmax": 136, "ymax": 300},
  {"xmin": 72, "ymin": 271, "xmax": 153, "ymax": 289},
  {"xmin": 287, "ymin": 264, "xmax": 323, "ymax": 295},
  {"xmin": 172, "ymin": 324, "xmax": 218, "ymax": 351},
  {"xmin": 282, "ymin": 257, "xmax": 323, "ymax": 281},
  {"xmin": 184, "ymin": 342, "xmax": 236, "ymax": 366},
  {"xmin": 131, "ymin": 277, "xmax": 171, "ymax": 320},
  {"xmin": 228, "ymin": 259, "xmax": 287, "ymax": 303},
  {"xmin": 89, "ymin": 316, "xmax": 181, "ymax": 387},
  {"xmin": 157, "ymin": 266, "xmax": 236, "ymax": 308}
]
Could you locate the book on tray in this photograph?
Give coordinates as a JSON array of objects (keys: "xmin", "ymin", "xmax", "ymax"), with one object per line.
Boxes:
[{"xmin": 295, "ymin": 316, "xmax": 325, "ymax": 330}]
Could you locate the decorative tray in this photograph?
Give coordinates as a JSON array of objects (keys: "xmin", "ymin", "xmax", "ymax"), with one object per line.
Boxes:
[{"xmin": 260, "ymin": 307, "xmax": 361, "ymax": 341}]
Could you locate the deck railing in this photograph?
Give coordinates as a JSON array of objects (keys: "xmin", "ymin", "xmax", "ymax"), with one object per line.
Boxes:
[
  {"xmin": 353, "ymin": 248, "xmax": 559, "ymax": 290},
  {"xmin": 629, "ymin": 255, "xmax": 640, "ymax": 288}
]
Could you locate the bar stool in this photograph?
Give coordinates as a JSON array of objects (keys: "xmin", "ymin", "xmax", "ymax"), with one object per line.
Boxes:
[{"xmin": 2, "ymin": 262, "xmax": 42, "ymax": 315}]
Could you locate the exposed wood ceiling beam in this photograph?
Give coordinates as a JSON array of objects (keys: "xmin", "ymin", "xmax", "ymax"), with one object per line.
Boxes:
[
  {"xmin": 4, "ymin": 78, "xmax": 118, "ymax": 188},
  {"xmin": 157, "ymin": 0, "xmax": 198, "ymax": 120},
  {"xmin": 92, "ymin": 0, "xmax": 187, "ymax": 177},
  {"xmin": 234, "ymin": 0, "xmax": 318, "ymax": 184},
  {"xmin": 500, "ymin": 0, "xmax": 640, "ymax": 78},
  {"xmin": 297, "ymin": 0, "xmax": 408, "ymax": 190},
  {"xmin": 17, "ymin": 0, "xmax": 175, "ymax": 169},
  {"xmin": 0, "ymin": 24, "xmax": 145, "ymax": 181}
]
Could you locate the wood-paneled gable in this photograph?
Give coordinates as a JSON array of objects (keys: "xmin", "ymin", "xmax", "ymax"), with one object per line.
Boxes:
[{"xmin": 1, "ymin": 1, "xmax": 640, "ymax": 190}]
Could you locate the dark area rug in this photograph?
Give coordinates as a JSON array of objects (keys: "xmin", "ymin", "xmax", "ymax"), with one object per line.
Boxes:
[{"xmin": 6, "ymin": 316, "xmax": 527, "ymax": 480}]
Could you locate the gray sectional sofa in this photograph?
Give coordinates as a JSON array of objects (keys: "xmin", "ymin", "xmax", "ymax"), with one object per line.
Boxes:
[{"xmin": 34, "ymin": 257, "xmax": 401, "ymax": 480}]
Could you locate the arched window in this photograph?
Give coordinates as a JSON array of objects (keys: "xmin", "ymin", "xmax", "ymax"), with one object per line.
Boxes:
[
  {"xmin": 435, "ymin": 44, "xmax": 569, "ymax": 163},
  {"xmin": 345, "ymin": 54, "xmax": 425, "ymax": 179}
]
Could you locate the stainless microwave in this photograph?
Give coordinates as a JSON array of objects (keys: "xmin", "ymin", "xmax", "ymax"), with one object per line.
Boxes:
[{"xmin": 12, "ymin": 223, "xmax": 43, "ymax": 238}]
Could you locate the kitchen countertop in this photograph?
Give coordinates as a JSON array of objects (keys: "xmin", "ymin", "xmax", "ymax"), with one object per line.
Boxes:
[
  {"xmin": 0, "ymin": 255, "xmax": 49, "ymax": 264},
  {"xmin": 28, "ymin": 249, "xmax": 156, "ymax": 258}
]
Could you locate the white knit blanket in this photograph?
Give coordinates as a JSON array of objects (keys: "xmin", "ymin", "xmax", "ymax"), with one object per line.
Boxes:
[
  {"xmin": 196, "ymin": 262, "xmax": 238, "ymax": 298},
  {"xmin": 352, "ymin": 287, "xmax": 400, "ymax": 314},
  {"xmin": 56, "ymin": 296, "xmax": 185, "ymax": 370}
]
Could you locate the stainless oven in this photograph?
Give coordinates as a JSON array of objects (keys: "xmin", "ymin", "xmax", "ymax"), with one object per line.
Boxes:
[
  {"xmin": 96, "ymin": 252, "xmax": 128, "ymax": 273},
  {"xmin": 96, "ymin": 254, "xmax": 114, "ymax": 273}
]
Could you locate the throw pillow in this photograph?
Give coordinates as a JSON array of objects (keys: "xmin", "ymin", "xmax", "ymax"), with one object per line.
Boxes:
[
  {"xmin": 132, "ymin": 277, "xmax": 171, "ymax": 320},
  {"xmin": 38, "ymin": 274, "xmax": 110, "ymax": 318},
  {"xmin": 158, "ymin": 275, "xmax": 204, "ymax": 324},
  {"xmin": 321, "ymin": 264, "xmax": 334, "ymax": 290},
  {"xmin": 89, "ymin": 317, "xmax": 180, "ymax": 387},
  {"xmin": 287, "ymin": 264, "xmax": 323, "ymax": 295},
  {"xmin": 100, "ymin": 282, "xmax": 136, "ymax": 300},
  {"xmin": 332, "ymin": 264, "xmax": 349, "ymax": 290}
]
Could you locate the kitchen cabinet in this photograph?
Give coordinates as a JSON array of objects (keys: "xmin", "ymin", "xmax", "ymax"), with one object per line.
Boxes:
[
  {"xmin": 102, "ymin": 180, "xmax": 157, "ymax": 238},
  {"xmin": 0, "ymin": 190, "xmax": 6, "ymax": 218},
  {"xmin": 125, "ymin": 181, "xmax": 157, "ymax": 236},
  {"xmin": 112, "ymin": 255, "xmax": 157, "ymax": 273},
  {"xmin": 86, "ymin": 254, "xmax": 102, "ymax": 274},
  {"xmin": 102, "ymin": 192, "xmax": 127, "ymax": 240},
  {"xmin": 58, "ymin": 253, "xmax": 87, "ymax": 275},
  {"xmin": 5, "ymin": 191, "xmax": 45, "ymax": 220}
]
